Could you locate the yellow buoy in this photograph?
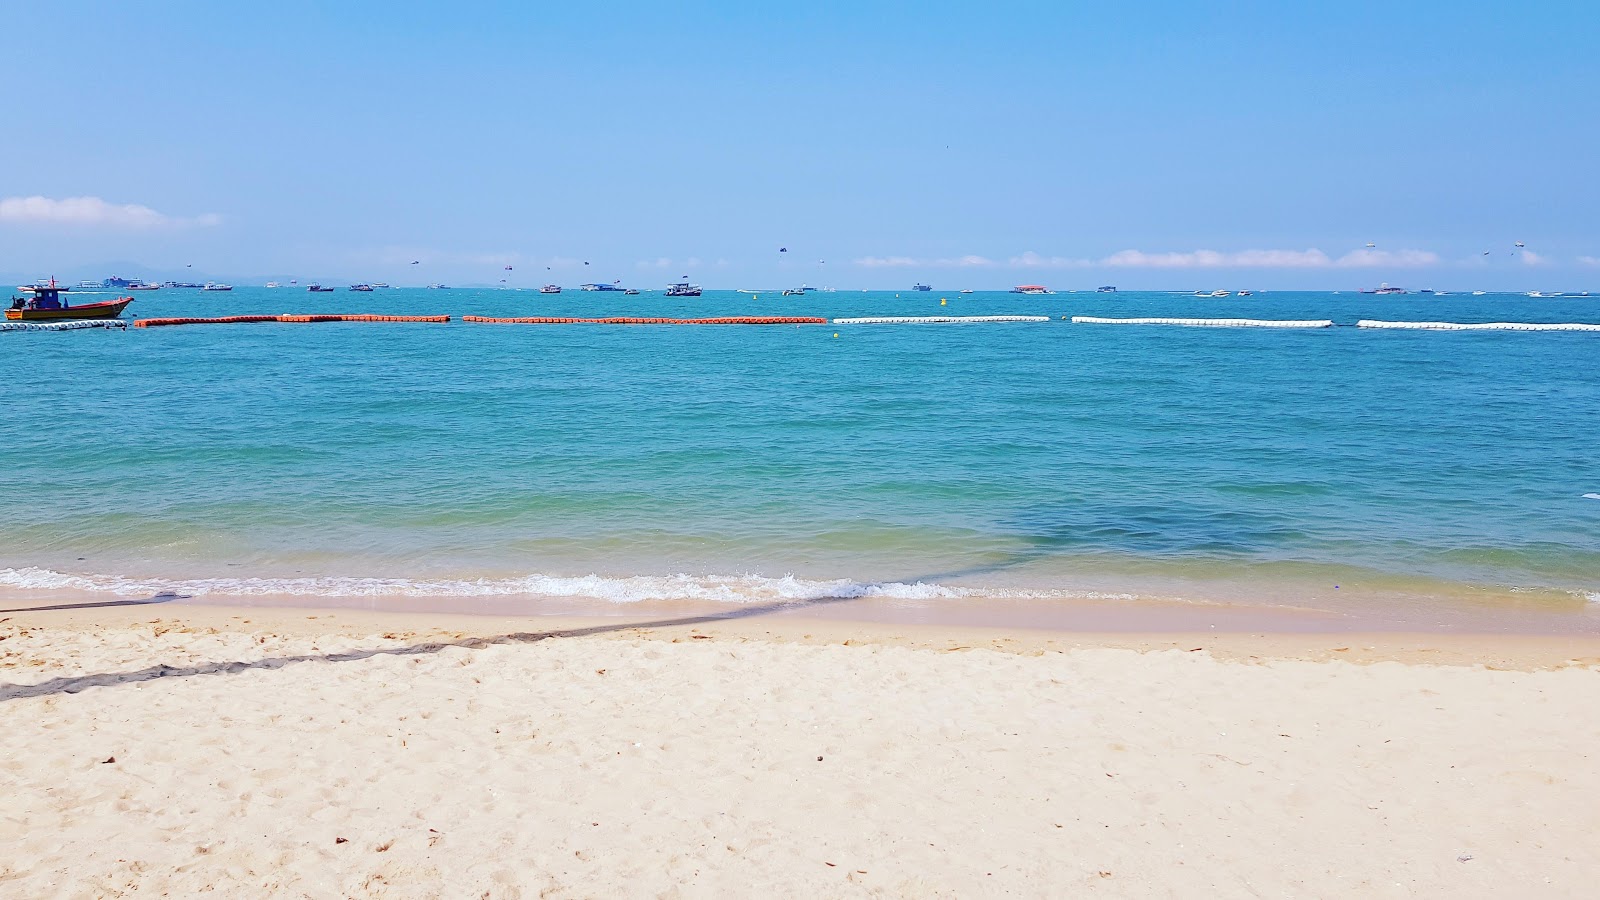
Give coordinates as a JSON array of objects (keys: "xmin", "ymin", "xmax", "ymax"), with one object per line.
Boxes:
[
  {"xmin": 940, "ymin": 298, "xmax": 947, "ymax": 306},
  {"xmin": 833, "ymin": 332, "xmax": 839, "ymax": 338}
]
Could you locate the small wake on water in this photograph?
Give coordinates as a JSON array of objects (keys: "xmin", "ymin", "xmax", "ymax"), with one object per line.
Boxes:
[{"xmin": 0, "ymin": 567, "xmax": 1140, "ymax": 605}]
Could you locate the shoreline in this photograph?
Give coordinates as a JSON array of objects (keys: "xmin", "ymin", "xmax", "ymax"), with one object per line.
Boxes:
[{"xmin": 10, "ymin": 601, "xmax": 1600, "ymax": 669}]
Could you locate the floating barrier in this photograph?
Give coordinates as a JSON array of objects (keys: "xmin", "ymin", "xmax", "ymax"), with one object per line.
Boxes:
[
  {"xmin": 462, "ymin": 315, "xmax": 827, "ymax": 325},
  {"xmin": 134, "ymin": 314, "xmax": 450, "ymax": 328},
  {"xmin": 1356, "ymin": 320, "xmax": 1600, "ymax": 332},
  {"xmin": 831, "ymin": 315, "xmax": 1051, "ymax": 325},
  {"xmin": 1, "ymin": 319, "xmax": 129, "ymax": 333},
  {"xmin": 1070, "ymin": 316, "xmax": 1334, "ymax": 328}
]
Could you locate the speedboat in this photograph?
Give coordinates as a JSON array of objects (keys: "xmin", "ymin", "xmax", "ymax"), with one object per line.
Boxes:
[
  {"xmin": 959, "ymin": 289, "xmax": 974, "ymax": 294},
  {"xmin": 1472, "ymin": 291, "xmax": 1487, "ymax": 296},
  {"xmin": 782, "ymin": 288, "xmax": 805, "ymax": 296},
  {"xmin": 623, "ymin": 288, "xmax": 640, "ymax": 295},
  {"xmin": 1237, "ymin": 290, "xmax": 1253, "ymax": 296},
  {"xmin": 540, "ymin": 284, "xmax": 562, "ymax": 294},
  {"xmin": 7, "ymin": 281, "xmax": 132, "ymax": 321}
]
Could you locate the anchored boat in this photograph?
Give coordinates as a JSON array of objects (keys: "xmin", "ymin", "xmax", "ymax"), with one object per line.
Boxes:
[{"xmin": 7, "ymin": 281, "xmax": 132, "ymax": 321}]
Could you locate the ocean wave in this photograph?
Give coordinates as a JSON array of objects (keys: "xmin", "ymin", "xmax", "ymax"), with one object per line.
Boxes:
[{"xmin": 0, "ymin": 567, "xmax": 1139, "ymax": 605}]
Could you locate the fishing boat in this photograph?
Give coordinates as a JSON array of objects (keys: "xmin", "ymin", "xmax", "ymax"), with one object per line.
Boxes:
[
  {"xmin": 307, "ymin": 284, "xmax": 335, "ymax": 292},
  {"xmin": 202, "ymin": 282, "xmax": 233, "ymax": 291},
  {"xmin": 1011, "ymin": 285, "xmax": 1054, "ymax": 295},
  {"xmin": 664, "ymin": 280, "xmax": 701, "ymax": 297},
  {"xmin": 540, "ymin": 284, "xmax": 562, "ymax": 294},
  {"xmin": 7, "ymin": 281, "xmax": 132, "ymax": 321}
]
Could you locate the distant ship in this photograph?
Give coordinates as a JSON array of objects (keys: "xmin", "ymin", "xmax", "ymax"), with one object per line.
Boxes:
[
  {"xmin": 76, "ymin": 279, "xmax": 103, "ymax": 289},
  {"xmin": 370, "ymin": 282, "xmax": 390, "ymax": 289},
  {"xmin": 580, "ymin": 283, "xmax": 624, "ymax": 291},
  {"xmin": 1237, "ymin": 290, "xmax": 1253, "ymax": 296},
  {"xmin": 540, "ymin": 284, "xmax": 562, "ymax": 294},
  {"xmin": 1361, "ymin": 283, "xmax": 1407, "ymax": 295},
  {"xmin": 1011, "ymin": 285, "xmax": 1054, "ymax": 295},
  {"xmin": 664, "ymin": 280, "xmax": 701, "ymax": 297},
  {"xmin": 201, "ymin": 283, "xmax": 233, "ymax": 291},
  {"xmin": 959, "ymin": 289, "xmax": 974, "ymax": 294},
  {"xmin": 913, "ymin": 283, "xmax": 931, "ymax": 291},
  {"xmin": 307, "ymin": 284, "xmax": 335, "ymax": 292},
  {"xmin": 1096, "ymin": 285, "xmax": 1118, "ymax": 293},
  {"xmin": 125, "ymin": 282, "xmax": 161, "ymax": 291},
  {"xmin": 426, "ymin": 284, "xmax": 450, "ymax": 290},
  {"xmin": 265, "ymin": 282, "xmax": 281, "ymax": 288},
  {"xmin": 349, "ymin": 284, "xmax": 374, "ymax": 292}
]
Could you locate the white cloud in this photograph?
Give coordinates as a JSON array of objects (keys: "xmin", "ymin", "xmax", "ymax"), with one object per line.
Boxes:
[
  {"xmin": 1331, "ymin": 248, "xmax": 1439, "ymax": 268},
  {"xmin": 636, "ymin": 257, "xmax": 675, "ymax": 269},
  {"xmin": 1518, "ymin": 250, "xmax": 1549, "ymax": 266},
  {"xmin": 1578, "ymin": 255, "xmax": 1600, "ymax": 267},
  {"xmin": 1010, "ymin": 251, "xmax": 1092, "ymax": 268},
  {"xmin": 856, "ymin": 246, "xmax": 1449, "ymax": 271},
  {"xmin": 0, "ymin": 195, "xmax": 220, "ymax": 228}
]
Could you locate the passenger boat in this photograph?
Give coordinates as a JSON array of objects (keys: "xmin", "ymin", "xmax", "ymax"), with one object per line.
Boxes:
[
  {"xmin": 7, "ymin": 281, "xmax": 132, "ymax": 321},
  {"xmin": 540, "ymin": 284, "xmax": 562, "ymax": 294},
  {"xmin": 1011, "ymin": 285, "xmax": 1054, "ymax": 295},
  {"xmin": 664, "ymin": 280, "xmax": 701, "ymax": 297},
  {"xmin": 1360, "ymin": 283, "xmax": 1408, "ymax": 295},
  {"xmin": 202, "ymin": 282, "xmax": 233, "ymax": 291}
]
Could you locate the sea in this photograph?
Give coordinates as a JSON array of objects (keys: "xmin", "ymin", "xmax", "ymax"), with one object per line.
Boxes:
[{"xmin": 4, "ymin": 287, "xmax": 1598, "ymax": 633}]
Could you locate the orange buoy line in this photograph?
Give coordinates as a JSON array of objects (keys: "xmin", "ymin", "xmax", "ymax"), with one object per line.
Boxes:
[
  {"xmin": 134, "ymin": 314, "xmax": 451, "ymax": 328},
  {"xmin": 460, "ymin": 315, "xmax": 828, "ymax": 325}
]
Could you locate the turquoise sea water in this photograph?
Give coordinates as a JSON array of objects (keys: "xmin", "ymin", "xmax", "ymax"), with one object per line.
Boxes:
[{"xmin": 4, "ymin": 287, "xmax": 1598, "ymax": 630}]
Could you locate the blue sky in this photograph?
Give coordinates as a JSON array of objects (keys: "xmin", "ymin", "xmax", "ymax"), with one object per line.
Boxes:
[{"xmin": 3, "ymin": 0, "xmax": 1597, "ymax": 288}]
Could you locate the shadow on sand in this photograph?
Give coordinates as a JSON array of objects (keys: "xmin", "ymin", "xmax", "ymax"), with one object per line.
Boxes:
[{"xmin": 1, "ymin": 594, "xmax": 865, "ymax": 703}]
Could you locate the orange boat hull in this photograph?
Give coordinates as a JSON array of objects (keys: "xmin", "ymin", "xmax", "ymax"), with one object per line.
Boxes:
[{"xmin": 5, "ymin": 298, "xmax": 133, "ymax": 321}]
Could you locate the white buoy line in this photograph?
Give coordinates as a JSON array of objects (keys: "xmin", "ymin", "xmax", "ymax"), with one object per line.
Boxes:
[
  {"xmin": 0, "ymin": 320, "xmax": 130, "ymax": 333},
  {"xmin": 1356, "ymin": 320, "xmax": 1600, "ymax": 332},
  {"xmin": 1069, "ymin": 316, "xmax": 1334, "ymax": 328},
  {"xmin": 832, "ymin": 315, "xmax": 1051, "ymax": 324}
]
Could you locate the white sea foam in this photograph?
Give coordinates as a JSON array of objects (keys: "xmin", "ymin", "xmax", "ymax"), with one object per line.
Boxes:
[{"xmin": 0, "ymin": 567, "xmax": 1138, "ymax": 605}]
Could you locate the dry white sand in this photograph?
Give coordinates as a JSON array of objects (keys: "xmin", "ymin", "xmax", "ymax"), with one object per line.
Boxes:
[{"xmin": 3, "ymin": 607, "xmax": 1598, "ymax": 898}]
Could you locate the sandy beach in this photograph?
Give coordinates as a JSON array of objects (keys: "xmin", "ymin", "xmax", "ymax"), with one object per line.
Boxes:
[{"xmin": 2, "ymin": 605, "xmax": 1597, "ymax": 897}]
